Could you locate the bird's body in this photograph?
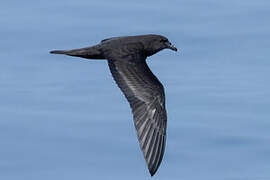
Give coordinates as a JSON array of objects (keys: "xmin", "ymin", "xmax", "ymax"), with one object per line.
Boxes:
[{"xmin": 50, "ymin": 34, "xmax": 177, "ymax": 176}]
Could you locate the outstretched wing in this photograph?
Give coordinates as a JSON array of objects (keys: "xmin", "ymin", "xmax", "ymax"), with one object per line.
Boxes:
[{"xmin": 108, "ymin": 59, "xmax": 167, "ymax": 176}]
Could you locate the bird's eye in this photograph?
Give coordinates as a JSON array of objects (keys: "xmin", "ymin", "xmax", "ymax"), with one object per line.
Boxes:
[{"xmin": 160, "ymin": 39, "xmax": 168, "ymax": 43}]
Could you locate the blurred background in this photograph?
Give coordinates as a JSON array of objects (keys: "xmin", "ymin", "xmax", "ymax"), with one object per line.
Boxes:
[{"xmin": 1, "ymin": 0, "xmax": 270, "ymax": 179}]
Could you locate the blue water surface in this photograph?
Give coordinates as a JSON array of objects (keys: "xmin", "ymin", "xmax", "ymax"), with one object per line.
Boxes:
[{"xmin": 1, "ymin": 0, "xmax": 270, "ymax": 179}]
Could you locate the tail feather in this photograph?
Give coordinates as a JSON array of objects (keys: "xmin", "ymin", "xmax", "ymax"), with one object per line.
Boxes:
[
  {"xmin": 50, "ymin": 50, "xmax": 67, "ymax": 54},
  {"xmin": 50, "ymin": 45, "xmax": 105, "ymax": 59}
]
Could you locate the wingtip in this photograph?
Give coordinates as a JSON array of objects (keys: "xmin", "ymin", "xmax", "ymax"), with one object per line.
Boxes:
[{"xmin": 149, "ymin": 167, "xmax": 157, "ymax": 177}]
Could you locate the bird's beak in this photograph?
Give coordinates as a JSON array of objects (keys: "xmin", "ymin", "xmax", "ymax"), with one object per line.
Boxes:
[{"xmin": 166, "ymin": 42, "xmax": 178, "ymax": 51}]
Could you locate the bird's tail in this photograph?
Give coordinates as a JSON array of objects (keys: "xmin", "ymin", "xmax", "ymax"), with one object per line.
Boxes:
[
  {"xmin": 50, "ymin": 45, "xmax": 105, "ymax": 59},
  {"xmin": 50, "ymin": 50, "xmax": 67, "ymax": 54}
]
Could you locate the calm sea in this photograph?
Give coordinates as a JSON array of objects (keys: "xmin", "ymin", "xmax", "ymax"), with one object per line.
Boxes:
[{"xmin": 1, "ymin": 0, "xmax": 270, "ymax": 179}]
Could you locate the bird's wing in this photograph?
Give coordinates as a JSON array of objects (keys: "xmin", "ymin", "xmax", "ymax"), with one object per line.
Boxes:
[{"xmin": 108, "ymin": 59, "xmax": 167, "ymax": 176}]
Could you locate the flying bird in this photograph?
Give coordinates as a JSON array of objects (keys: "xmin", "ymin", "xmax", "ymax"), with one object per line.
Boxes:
[{"xmin": 50, "ymin": 34, "xmax": 177, "ymax": 176}]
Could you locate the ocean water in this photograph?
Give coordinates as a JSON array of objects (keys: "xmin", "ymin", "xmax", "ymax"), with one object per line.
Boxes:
[{"xmin": 0, "ymin": 0, "xmax": 270, "ymax": 179}]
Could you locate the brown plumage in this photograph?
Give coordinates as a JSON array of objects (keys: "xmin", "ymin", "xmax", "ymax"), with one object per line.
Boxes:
[{"xmin": 50, "ymin": 34, "xmax": 177, "ymax": 176}]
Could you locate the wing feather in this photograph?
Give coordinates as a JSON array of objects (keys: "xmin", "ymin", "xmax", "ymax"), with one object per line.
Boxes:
[{"xmin": 108, "ymin": 60, "xmax": 167, "ymax": 176}]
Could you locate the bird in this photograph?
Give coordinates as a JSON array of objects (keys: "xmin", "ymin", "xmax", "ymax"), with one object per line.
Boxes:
[{"xmin": 50, "ymin": 34, "xmax": 177, "ymax": 176}]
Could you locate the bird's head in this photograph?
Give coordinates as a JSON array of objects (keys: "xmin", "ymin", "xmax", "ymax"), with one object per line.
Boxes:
[{"xmin": 143, "ymin": 35, "xmax": 177, "ymax": 57}]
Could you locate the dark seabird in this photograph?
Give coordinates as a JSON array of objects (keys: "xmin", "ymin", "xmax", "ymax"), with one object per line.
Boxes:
[{"xmin": 50, "ymin": 34, "xmax": 177, "ymax": 176}]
